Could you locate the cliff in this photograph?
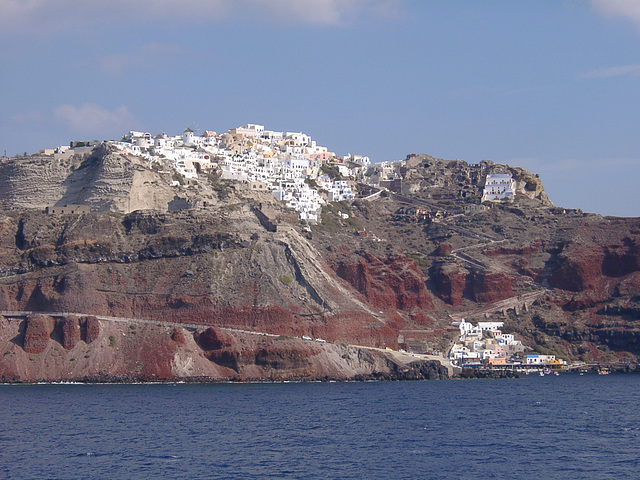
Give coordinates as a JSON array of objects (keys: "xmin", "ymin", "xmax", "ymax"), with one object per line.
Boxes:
[
  {"xmin": 0, "ymin": 314, "xmax": 448, "ymax": 382},
  {"xmin": 0, "ymin": 147, "xmax": 638, "ymax": 381}
]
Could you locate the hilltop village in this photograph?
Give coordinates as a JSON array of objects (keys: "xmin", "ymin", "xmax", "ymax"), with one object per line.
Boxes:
[
  {"xmin": 43, "ymin": 124, "xmax": 517, "ymax": 224},
  {"xmin": 2, "ymin": 121, "xmax": 639, "ymax": 382}
]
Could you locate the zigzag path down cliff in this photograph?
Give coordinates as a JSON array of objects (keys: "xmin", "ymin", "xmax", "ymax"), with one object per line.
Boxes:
[{"xmin": 0, "ymin": 148, "xmax": 639, "ymax": 381}]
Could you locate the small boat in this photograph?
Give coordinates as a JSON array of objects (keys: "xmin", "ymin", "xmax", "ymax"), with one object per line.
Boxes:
[{"xmin": 598, "ymin": 367, "xmax": 611, "ymax": 375}]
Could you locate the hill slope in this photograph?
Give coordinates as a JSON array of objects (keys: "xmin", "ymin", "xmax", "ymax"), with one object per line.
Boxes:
[{"xmin": 0, "ymin": 147, "xmax": 638, "ymax": 381}]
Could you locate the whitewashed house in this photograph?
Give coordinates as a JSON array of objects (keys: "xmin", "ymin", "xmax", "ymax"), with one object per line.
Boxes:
[
  {"xmin": 482, "ymin": 173, "xmax": 516, "ymax": 202},
  {"xmin": 477, "ymin": 322, "xmax": 504, "ymax": 333},
  {"xmin": 327, "ymin": 180, "xmax": 355, "ymax": 202},
  {"xmin": 525, "ymin": 354, "xmax": 556, "ymax": 365},
  {"xmin": 229, "ymin": 124, "xmax": 264, "ymax": 138}
]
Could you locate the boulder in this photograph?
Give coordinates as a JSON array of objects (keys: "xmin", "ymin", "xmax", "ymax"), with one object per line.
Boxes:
[{"xmin": 171, "ymin": 327, "xmax": 186, "ymax": 344}]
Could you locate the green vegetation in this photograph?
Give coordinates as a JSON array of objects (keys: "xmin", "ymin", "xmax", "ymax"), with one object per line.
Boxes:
[
  {"xmin": 172, "ymin": 172, "xmax": 185, "ymax": 185},
  {"xmin": 208, "ymin": 175, "xmax": 235, "ymax": 200},
  {"xmin": 320, "ymin": 164, "xmax": 343, "ymax": 180},
  {"xmin": 108, "ymin": 335, "xmax": 116, "ymax": 347},
  {"xmin": 279, "ymin": 275, "xmax": 292, "ymax": 284},
  {"xmin": 408, "ymin": 253, "xmax": 431, "ymax": 272}
]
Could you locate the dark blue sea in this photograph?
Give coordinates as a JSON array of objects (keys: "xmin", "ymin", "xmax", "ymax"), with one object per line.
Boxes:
[{"xmin": 1, "ymin": 374, "xmax": 639, "ymax": 479}]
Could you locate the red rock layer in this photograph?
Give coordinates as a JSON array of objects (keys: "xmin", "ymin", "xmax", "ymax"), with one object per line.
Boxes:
[
  {"xmin": 60, "ymin": 316, "xmax": 81, "ymax": 350},
  {"xmin": 471, "ymin": 272, "xmax": 513, "ymax": 303},
  {"xmin": 82, "ymin": 316, "xmax": 101, "ymax": 343},
  {"xmin": 23, "ymin": 314, "xmax": 55, "ymax": 354},
  {"xmin": 333, "ymin": 252, "xmax": 434, "ymax": 312}
]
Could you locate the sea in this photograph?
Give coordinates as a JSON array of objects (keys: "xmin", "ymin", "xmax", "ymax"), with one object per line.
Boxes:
[{"xmin": 1, "ymin": 373, "xmax": 638, "ymax": 480}]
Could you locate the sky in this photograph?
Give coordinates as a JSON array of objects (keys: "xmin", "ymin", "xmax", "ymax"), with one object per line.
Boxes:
[{"xmin": 1, "ymin": 0, "xmax": 639, "ymax": 217}]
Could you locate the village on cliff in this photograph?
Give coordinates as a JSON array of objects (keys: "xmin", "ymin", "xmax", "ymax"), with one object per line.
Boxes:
[
  {"xmin": 38, "ymin": 123, "xmax": 563, "ymax": 373},
  {"xmin": 43, "ymin": 123, "xmax": 516, "ymax": 224}
]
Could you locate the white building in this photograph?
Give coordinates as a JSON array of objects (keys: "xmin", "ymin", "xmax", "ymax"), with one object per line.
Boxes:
[
  {"xmin": 525, "ymin": 354, "xmax": 556, "ymax": 365},
  {"xmin": 182, "ymin": 128, "xmax": 195, "ymax": 146},
  {"xmin": 229, "ymin": 124, "xmax": 265, "ymax": 138},
  {"xmin": 482, "ymin": 173, "xmax": 516, "ymax": 202},
  {"xmin": 326, "ymin": 180, "xmax": 355, "ymax": 202},
  {"xmin": 477, "ymin": 322, "xmax": 504, "ymax": 333}
]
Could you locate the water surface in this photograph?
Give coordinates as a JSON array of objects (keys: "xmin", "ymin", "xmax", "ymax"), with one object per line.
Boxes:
[{"xmin": 1, "ymin": 374, "xmax": 638, "ymax": 479}]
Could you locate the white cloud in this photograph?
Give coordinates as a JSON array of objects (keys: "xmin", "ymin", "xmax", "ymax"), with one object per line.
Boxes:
[
  {"xmin": 591, "ymin": 0, "xmax": 640, "ymax": 30},
  {"xmin": 244, "ymin": 0, "xmax": 403, "ymax": 26},
  {"xmin": 583, "ymin": 64, "xmax": 640, "ymax": 78},
  {"xmin": 53, "ymin": 103, "xmax": 139, "ymax": 136},
  {"xmin": 0, "ymin": 0, "xmax": 401, "ymax": 33},
  {"xmin": 93, "ymin": 42, "xmax": 183, "ymax": 76}
]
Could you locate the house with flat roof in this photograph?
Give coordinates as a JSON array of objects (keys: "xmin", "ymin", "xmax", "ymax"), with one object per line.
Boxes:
[{"xmin": 482, "ymin": 173, "xmax": 515, "ymax": 202}]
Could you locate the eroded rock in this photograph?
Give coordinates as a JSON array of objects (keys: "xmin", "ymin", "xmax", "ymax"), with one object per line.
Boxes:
[
  {"xmin": 23, "ymin": 314, "xmax": 55, "ymax": 354},
  {"xmin": 60, "ymin": 315, "xmax": 81, "ymax": 350}
]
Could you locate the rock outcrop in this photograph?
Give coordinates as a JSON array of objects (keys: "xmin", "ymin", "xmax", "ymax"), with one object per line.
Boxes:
[
  {"xmin": 432, "ymin": 263, "xmax": 468, "ymax": 306},
  {"xmin": 471, "ymin": 271, "xmax": 513, "ymax": 303},
  {"xmin": 82, "ymin": 316, "xmax": 101, "ymax": 343},
  {"xmin": 333, "ymin": 252, "xmax": 433, "ymax": 312},
  {"xmin": 23, "ymin": 314, "xmax": 55, "ymax": 354},
  {"xmin": 60, "ymin": 315, "xmax": 81, "ymax": 350}
]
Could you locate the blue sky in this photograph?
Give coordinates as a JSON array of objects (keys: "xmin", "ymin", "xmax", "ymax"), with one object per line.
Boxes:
[{"xmin": 1, "ymin": 0, "xmax": 639, "ymax": 216}]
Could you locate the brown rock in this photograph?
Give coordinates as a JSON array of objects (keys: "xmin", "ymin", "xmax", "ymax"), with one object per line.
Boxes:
[
  {"xmin": 602, "ymin": 238, "xmax": 640, "ymax": 277},
  {"xmin": 471, "ymin": 271, "xmax": 513, "ymax": 303},
  {"xmin": 435, "ymin": 243, "xmax": 453, "ymax": 256},
  {"xmin": 171, "ymin": 327, "xmax": 186, "ymax": 344},
  {"xmin": 254, "ymin": 346, "xmax": 313, "ymax": 370},
  {"xmin": 23, "ymin": 314, "xmax": 55, "ymax": 354},
  {"xmin": 617, "ymin": 272, "xmax": 640, "ymax": 297},
  {"xmin": 82, "ymin": 316, "xmax": 101, "ymax": 344},
  {"xmin": 60, "ymin": 315, "xmax": 81, "ymax": 350},
  {"xmin": 433, "ymin": 263, "xmax": 468, "ymax": 306},
  {"xmin": 552, "ymin": 244, "xmax": 605, "ymax": 292},
  {"xmin": 334, "ymin": 252, "xmax": 433, "ymax": 311},
  {"xmin": 196, "ymin": 327, "xmax": 233, "ymax": 350}
]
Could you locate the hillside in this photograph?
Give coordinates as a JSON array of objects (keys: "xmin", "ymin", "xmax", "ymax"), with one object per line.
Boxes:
[{"xmin": 0, "ymin": 145, "xmax": 638, "ymax": 381}]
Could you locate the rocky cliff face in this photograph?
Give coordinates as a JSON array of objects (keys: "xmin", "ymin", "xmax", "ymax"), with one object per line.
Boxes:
[
  {"xmin": 0, "ymin": 148, "xmax": 639, "ymax": 380},
  {"xmin": 0, "ymin": 145, "xmax": 227, "ymax": 213},
  {"xmin": 0, "ymin": 314, "xmax": 448, "ymax": 382}
]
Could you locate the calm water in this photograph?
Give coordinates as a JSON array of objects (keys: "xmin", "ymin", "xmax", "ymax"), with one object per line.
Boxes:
[{"xmin": 1, "ymin": 374, "xmax": 639, "ymax": 480}]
